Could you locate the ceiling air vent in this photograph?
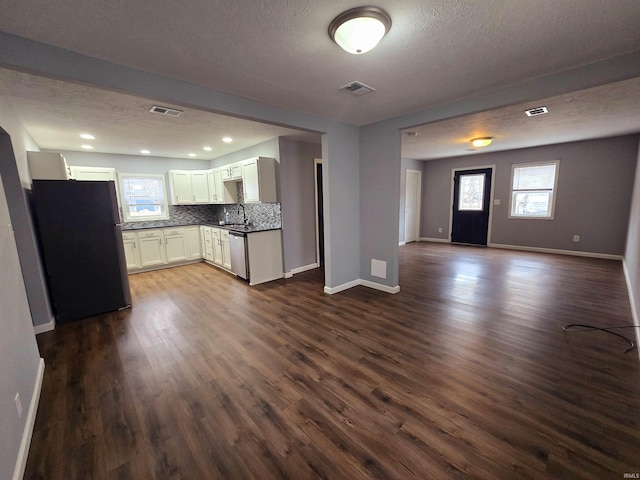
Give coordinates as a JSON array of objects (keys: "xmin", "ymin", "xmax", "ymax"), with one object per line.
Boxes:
[
  {"xmin": 525, "ymin": 106, "xmax": 548, "ymax": 117},
  {"xmin": 149, "ymin": 105, "xmax": 183, "ymax": 117},
  {"xmin": 339, "ymin": 81, "xmax": 375, "ymax": 97}
]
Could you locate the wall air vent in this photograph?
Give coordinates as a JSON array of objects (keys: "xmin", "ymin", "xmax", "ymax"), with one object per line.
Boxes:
[
  {"xmin": 525, "ymin": 106, "xmax": 549, "ymax": 117},
  {"xmin": 149, "ymin": 105, "xmax": 183, "ymax": 117},
  {"xmin": 339, "ymin": 81, "xmax": 375, "ymax": 97}
]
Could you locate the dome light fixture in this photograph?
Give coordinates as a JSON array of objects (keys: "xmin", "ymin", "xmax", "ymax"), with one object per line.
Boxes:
[
  {"xmin": 329, "ymin": 7, "xmax": 391, "ymax": 54},
  {"xmin": 470, "ymin": 137, "xmax": 494, "ymax": 148}
]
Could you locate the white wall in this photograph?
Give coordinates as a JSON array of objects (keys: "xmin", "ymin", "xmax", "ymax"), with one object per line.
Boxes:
[
  {"xmin": 624, "ymin": 141, "xmax": 640, "ymax": 347},
  {"xmin": 0, "ymin": 131, "xmax": 43, "ymax": 480},
  {"xmin": 398, "ymin": 158, "xmax": 424, "ymax": 244}
]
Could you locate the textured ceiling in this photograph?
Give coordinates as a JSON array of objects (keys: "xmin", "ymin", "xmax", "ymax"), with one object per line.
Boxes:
[
  {"xmin": 1, "ymin": 0, "xmax": 640, "ymax": 125},
  {"xmin": 402, "ymin": 77, "xmax": 640, "ymax": 159},
  {"xmin": 0, "ymin": 68, "xmax": 319, "ymax": 160}
]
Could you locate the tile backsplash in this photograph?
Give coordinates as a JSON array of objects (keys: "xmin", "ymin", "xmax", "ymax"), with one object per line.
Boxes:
[{"xmin": 123, "ymin": 202, "xmax": 282, "ymax": 230}]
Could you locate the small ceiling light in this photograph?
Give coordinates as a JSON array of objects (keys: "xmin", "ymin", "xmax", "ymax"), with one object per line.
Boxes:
[
  {"xmin": 81, "ymin": 144, "xmax": 94, "ymax": 150},
  {"xmin": 470, "ymin": 137, "xmax": 494, "ymax": 148},
  {"xmin": 329, "ymin": 7, "xmax": 391, "ymax": 54},
  {"xmin": 222, "ymin": 137, "xmax": 233, "ymax": 143},
  {"xmin": 203, "ymin": 146, "xmax": 212, "ymax": 151},
  {"xmin": 80, "ymin": 133, "xmax": 95, "ymax": 140},
  {"xmin": 188, "ymin": 153, "xmax": 196, "ymax": 157},
  {"xmin": 140, "ymin": 149, "xmax": 150, "ymax": 155}
]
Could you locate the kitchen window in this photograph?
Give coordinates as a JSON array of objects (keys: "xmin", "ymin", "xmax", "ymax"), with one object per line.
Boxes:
[
  {"xmin": 509, "ymin": 161, "xmax": 559, "ymax": 219},
  {"xmin": 119, "ymin": 173, "xmax": 169, "ymax": 222}
]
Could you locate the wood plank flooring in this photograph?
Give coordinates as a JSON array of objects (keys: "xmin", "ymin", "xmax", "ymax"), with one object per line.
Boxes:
[{"xmin": 26, "ymin": 243, "xmax": 640, "ymax": 479}]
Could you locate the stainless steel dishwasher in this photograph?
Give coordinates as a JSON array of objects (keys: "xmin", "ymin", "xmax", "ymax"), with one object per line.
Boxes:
[{"xmin": 228, "ymin": 231, "xmax": 248, "ymax": 280}]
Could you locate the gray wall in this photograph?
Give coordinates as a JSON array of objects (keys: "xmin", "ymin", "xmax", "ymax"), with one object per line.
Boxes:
[
  {"xmin": 59, "ymin": 150, "xmax": 211, "ymax": 172},
  {"xmin": 278, "ymin": 138, "xmax": 321, "ymax": 273},
  {"xmin": 210, "ymin": 138, "xmax": 280, "ymax": 167},
  {"xmin": 0, "ymin": 131, "xmax": 42, "ymax": 480},
  {"xmin": 420, "ymin": 135, "xmax": 639, "ymax": 255},
  {"xmin": 624, "ymin": 141, "xmax": 640, "ymax": 339},
  {"xmin": 0, "ymin": 96, "xmax": 53, "ymax": 328},
  {"xmin": 398, "ymin": 157, "xmax": 424, "ymax": 244}
]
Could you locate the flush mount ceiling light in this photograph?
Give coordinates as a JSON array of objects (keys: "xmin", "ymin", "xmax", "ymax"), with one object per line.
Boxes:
[
  {"xmin": 470, "ymin": 137, "xmax": 494, "ymax": 148},
  {"xmin": 81, "ymin": 144, "xmax": 94, "ymax": 150},
  {"xmin": 222, "ymin": 136, "xmax": 233, "ymax": 143},
  {"xmin": 329, "ymin": 7, "xmax": 391, "ymax": 54},
  {"xmin": 80, "ymin": 133, "xmax": 95, "ymax": 140}
]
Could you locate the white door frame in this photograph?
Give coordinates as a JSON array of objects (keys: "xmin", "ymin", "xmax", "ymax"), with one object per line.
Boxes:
[
  {"xmin": 404, "ymin": 169, "xmax": 422, "ymax": 244},
  {"xmin": 448, "ymin": 164, "xmax": 496, "ymax": 244},
  {"xmin": 313, "ymin": 158, "xmax": 322, "ymax": 265}
]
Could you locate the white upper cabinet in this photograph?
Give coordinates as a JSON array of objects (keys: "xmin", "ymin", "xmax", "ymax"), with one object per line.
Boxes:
[
  {"xmin": 70, "ymin": 166, "xmax": 117, "ymax": 182},
  {"xmin": 28, "ymin": 151, "xmax": 71, "ymax": 180},
  {"xmin": 190, "ymin": 170, "xmax": 210, "ymax": 203},
  {"xmin": 208, "ymin": 168, "xmax": 225, "ymax": 204},
  {"xmin": 169, "ymin": 170, "xmax": 210, "ymax": 205},
  {"xmin": 220, "ymin": 162, "xmax": 243, "ymax": 182},
  {"xmin": 169, "ymin": 170, "xmax": 192, "ymax": 205},
  {"xmin": 242, "ymin": 157, "xmax": 277, "ymax": 203}
]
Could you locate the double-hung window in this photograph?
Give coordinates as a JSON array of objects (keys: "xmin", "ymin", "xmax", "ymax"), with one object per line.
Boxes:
[
  {"xmin": 119, "ymin": 173, "xmax": 169, "ymax": 222},
  {"xmin": 509, "ymin": 161, "xmax": 559, "ymax": 219}
]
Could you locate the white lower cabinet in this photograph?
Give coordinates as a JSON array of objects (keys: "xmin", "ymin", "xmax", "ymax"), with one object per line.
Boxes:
[
  {"xmin": 202, "ymin": 226, "xmax": 232, "ymax": 272},
  {"xmin": 164, "ymin": 228, "xmax": 188, "ymax": 263},
  {"xmin": 186, "ymin": 226, "xmax": 202, "ymax": 260},
  {"xmin": 221, "ymin": 230, "xmax": 232, "ymax": 271},
  {"xmin": 124, "ymin": 226, "xmax": 203, "ymax": 272},
  {"xmin": 122, "ymin": 231, "xmax": 141, "ymax": 269},
  {"xmin": 138, "ymin": 229, "xmax": 167, "ymax": 267}
]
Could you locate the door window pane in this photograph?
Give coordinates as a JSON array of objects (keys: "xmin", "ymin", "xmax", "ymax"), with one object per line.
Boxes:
[{"xmin": 458, "ymin": 174, "xmax": 485, "ymax": 211}]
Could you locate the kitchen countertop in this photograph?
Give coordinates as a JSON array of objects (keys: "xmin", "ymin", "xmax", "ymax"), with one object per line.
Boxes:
[{"xmin": 122, "ymin": 222, "xmax": 280, "ymax": 234}]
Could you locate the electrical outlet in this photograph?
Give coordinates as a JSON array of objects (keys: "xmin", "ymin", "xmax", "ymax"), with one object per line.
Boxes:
[
  {"xmin": 15, "ymin": 393, "xmax": 22, "ymax": 419},
  {"xmin": 438, "ymin": 227, "xmax": 443, "ymax": 233},
  {"xmin": 573, "ymin": 235, "xmax": 580, "ymax": 243}
]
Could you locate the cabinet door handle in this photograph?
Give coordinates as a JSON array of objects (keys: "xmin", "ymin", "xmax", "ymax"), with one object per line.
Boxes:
[{"xmin": 175, "ymin": 195, "xmax": 179, "ymax": 203}]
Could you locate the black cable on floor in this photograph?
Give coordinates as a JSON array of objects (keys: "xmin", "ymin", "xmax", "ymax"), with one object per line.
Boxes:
[{"xmin": 562, "ymin": 324, "xmax": 640, "ymax": 353}]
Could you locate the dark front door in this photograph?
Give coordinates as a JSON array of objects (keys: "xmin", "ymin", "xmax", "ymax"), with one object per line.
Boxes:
[{"xmin": 451, "ymin": 167, "xmax": 492, "ymax": 246}]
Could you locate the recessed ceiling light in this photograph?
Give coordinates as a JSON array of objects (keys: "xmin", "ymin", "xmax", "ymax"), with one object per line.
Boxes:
[
  {"xmin": 140, "ymin": 149, "xmax": 150, "ymax": 155},
  {"xmin": 222, "ymin": 137, "xmax": 233, "ymax": 143},
  {"xmin": 80, "ymin": 133, "xmax": 95, "ymax": 140},
  {"xmin": 188, "ymin": 153, "xmax": 196, "ymax": 157},
  {"xmin": 203, "ymin": 146, "xmax": 212, "ymax": 151},
  {"xmin": 81, "ymin": 144, "xmax": 94, "ymax": 150}
]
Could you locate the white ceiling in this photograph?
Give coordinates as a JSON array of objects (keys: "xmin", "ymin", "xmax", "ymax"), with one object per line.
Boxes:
[
  {"xmin": 0, "ymin": 68, "xmax": 319, "ymax": 160},
  {"xmin": 0, "ymin": 1, "xmax": 639, "ymax": 159},
  {"xmin": 402, "ymin": 77, "xmax": 640, "ymax": 159}
]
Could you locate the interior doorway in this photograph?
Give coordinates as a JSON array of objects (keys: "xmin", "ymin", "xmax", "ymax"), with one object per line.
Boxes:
[
  {"xmin": 404, "ymin": 169, "xmax": 422, "ymax": 243},
  {"xmin": 314, "ymin": 158, "xmax": 324, "ymax": 266},
  {"xmin": 451, "ymin": 166, "xmax": 493, "ymax": 246}
]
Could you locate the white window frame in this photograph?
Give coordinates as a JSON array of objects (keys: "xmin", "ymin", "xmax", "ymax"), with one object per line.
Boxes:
[
  {"xmin": 508, "ymin": 160, "xmax": 560, "ymax": 220},
  {"xmin": 118, "ymin": 173, "xmax": 170, "ymax": 222}
]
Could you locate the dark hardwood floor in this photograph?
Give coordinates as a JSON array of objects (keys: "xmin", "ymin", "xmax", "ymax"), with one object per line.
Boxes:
[{"xmin": 26, "ymin": 243, "xmax": 640, "ymax": 479}]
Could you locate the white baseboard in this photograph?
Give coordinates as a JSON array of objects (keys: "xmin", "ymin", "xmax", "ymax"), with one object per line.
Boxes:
[
  {"xmin": 285, "ymin": 262, "xmax": 319, "ymax": 278},
  {"xmin": 419, "ymin": 237, "xmax": 450, "ymax": 243},
  {"xmin": 360, "ymin": 279, "xmax": 400, "ymax": 294},
  {"xmin": 489, "ymin": 243, "xmax": 623, "ymax": 261},
  {"xmin": 398, "ymin": 241, "xmax": 406, "ymax": 246},
  {"xmin": 324, "ymin": 279, "xmax": 360, "ymax": 295},
  {"xmin": 33, "ymin": 317, "xmax": 55, "ymax": 335},
  {"xmin": 622, "ymin": 260, "xmax": 640, "ymax": 361},
  {"xmin": 324, "ymin": 279, "xmax": 400, "ymax": 295},
  {"xmin": 13, "ymin": 358, "xmax": 45, "ymax": 480}
]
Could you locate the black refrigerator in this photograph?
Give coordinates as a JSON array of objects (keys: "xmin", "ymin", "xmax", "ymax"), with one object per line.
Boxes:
[{"xmin": 31, "ymin": 180, "xmax": 132, "ymax": 323}]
